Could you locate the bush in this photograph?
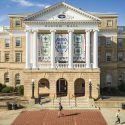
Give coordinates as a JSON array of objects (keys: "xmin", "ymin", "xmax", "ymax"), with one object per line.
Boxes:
[
  {"xmin": 0, "ymin": 84, "xmax": 7, "ymax": 92},
  {"xmin": 1, "ymin": 86, "xmax": 13, "ymax": 93},
  {"xmin": 118, "ymin": 81, "xmax": 125, "ymax": 92},
  {"xmin": 14, "ymin": 85, "xmax": 24, "ymax": 95}
]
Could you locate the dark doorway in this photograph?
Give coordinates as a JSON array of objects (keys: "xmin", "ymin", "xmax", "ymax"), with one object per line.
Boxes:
[
  {"xmin": 56, "ymin": 78, "xmax": 67, "ymax": 97},
  {"xmin": 38, "ymin": 78, "xmax": 50, "ymax": 97},
  {"xmin": 74, "ymin": 78, "xmax": 85, "ymax": 97}
]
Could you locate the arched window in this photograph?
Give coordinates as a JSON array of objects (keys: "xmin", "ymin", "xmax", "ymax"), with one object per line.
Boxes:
[
  {"xmin": 106, "ymin": 74, "xmax": 112, "ymax": 86},
  {"xmin": 4, "ymin": 72, "xmax": 9, "ymax": 83},
  {"xmin": 15, "ymin": 73, "xmax": 20, "ymax": 85}
]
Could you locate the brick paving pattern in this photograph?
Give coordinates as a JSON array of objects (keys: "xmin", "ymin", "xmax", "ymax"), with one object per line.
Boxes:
[{"xmin": 11, "ymin": 110, "xmax": 107, "ymax": 125}]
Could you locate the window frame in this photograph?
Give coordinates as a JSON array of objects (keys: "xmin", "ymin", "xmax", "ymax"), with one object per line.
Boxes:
[
  {"xmin": 106, "ymin": 37, "xmax": 112, "ymax": 47},
  {"xmin": 118, "ymin": 52, "xmax": 123, "ymax": 61},
  {"xmin": 15, "ymin": 52, "xmax": 22, "ymax": 63},
  {"xmin": 106, "ymin": 52, "xmax": 112, "ymax": 62},
  {"xmin": 106, "ymin": 74, "xmax": 112, "ymax": 86},
  {"xmin": 107, "ymin": 20, "xmax": 113, "ymax": 27},
  {"xmin": 15, "ymin": 37, "xmax": 21, "ymax": 47},
  {"xmin": 5, "ymin": 53, "xmax": 10, "ymax": 62},
  {"xmin": 15, "ymin": 73, "xmax": 20, "ymax": 85},
  {"xmin": 4, "ymin": 72, "xmax": 9, "ymax": 83},
  {"xmin": 15, "ymin": 20, "xmax": 21, "ymax": 27},
  {"xmin": 118, "ymin": 38, "xmax": 123, "ymax": 48},
  {"xmin": 5, "ymin": 39, "xmax": 10, "ymax": 48}
]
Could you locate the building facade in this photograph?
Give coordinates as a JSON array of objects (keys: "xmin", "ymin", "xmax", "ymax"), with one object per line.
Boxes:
[{"xmin": 0, "ymin": 2, "xmax": 125, "ymax": 99}]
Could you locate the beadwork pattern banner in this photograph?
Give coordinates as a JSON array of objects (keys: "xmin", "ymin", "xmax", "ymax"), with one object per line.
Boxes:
[
  {"xmin": 55, "ymin": 34, "xmax": 69, "ymax": 62},
  {"xmin": 74, "ymin": 34, "xmax": 86, "ymax": 62},
  {"xmin": 38, "ymin": 34, "xmax": 51, "ymax": 61}
]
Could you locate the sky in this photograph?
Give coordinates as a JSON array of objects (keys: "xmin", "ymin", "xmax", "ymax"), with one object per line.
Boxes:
[{"xmin": 0, "ymin": 0, "xmax": 125, "ymax": 26}]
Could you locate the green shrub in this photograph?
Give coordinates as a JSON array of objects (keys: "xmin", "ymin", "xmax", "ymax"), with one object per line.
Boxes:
[
  {"xmin": 1, "ymin": 86, "xmax": 14, "ymax": 93},
  {"xmin": 1, "ymin": 86, "xmax": 11, "ymax": 93},
  {"xmin": 118, "ymin": 81, "xmax": 125, "ymax": 92},
  {"xmin": 14, "ymin": 85, "xmax": 24, "ymax": 95}
]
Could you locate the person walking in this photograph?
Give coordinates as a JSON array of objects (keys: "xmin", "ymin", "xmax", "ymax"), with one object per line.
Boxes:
[
  {"xmin": 58, "ymin": 102, "xmax": 64, "ymax": 117},
  {"xmin": 115, "ymin": 109, "xmax": 120, "ymax": 124}
]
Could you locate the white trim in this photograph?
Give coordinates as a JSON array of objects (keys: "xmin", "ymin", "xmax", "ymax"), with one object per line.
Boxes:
[{"xmin": 24, "ymin": 2, "xmax": 101, "ymax": 21}]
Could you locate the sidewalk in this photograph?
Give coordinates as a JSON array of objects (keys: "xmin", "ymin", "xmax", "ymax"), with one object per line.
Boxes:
[{"xmin": 100, "ymin": 108, "xmax": 125, "ymax": 125}]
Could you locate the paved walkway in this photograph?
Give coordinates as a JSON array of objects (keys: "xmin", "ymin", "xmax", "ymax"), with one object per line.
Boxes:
[
  {"xmin": 100, "ymin": 108, "xmax": 125, "ymax": 125},
  {"xmin": 11, "ymin": 110, "xmax": 107, "ymax": 125},
  {"xmin": 1, "ymin": 106, "xmax": 125, "ymax": 125}
]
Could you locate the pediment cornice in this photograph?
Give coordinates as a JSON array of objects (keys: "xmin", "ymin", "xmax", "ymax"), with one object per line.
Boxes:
[{"xmin": 24, "ymin": 2, "xmax": 101, "ymax": 21}]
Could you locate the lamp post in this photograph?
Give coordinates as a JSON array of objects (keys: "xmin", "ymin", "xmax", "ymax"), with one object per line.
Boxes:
[
  {"xmin": 89, "ymin": 79, "xmax": 92, "ymax": 98},
  {"xmin": 31, "ymin": 79, "xmax": 35, "ymax": 99}
]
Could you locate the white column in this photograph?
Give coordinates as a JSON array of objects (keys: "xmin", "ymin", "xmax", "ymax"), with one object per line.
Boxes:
[
  {"xmin": 68, "ymin": 30, "xmax": 74, "ymax": 68},
  {"xmin": 51, "ymin": 30, "xmax": 56, "ymax": 68},
  {"xmin": 25, "ymin": 30, "xmax": 30, "ymax": 68},
  {"xmin": 93, "ymin": 30, "xmax": 98, "ymax": 68},
  {"xmin": 32, "ymin": 30, "xmax": 38, "ymax": 69},
  {"xmin": 85, "ymin": 30, "xmax": 91, "ymax": 68}
]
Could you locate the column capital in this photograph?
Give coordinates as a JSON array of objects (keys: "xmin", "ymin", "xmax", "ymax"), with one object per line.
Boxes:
[
  {"xmin": 85, "ymin": 29, "xmax": 92, "ymax": 32},
  {"xmin": 68, "ymin": 29, "xmax": 74, "ymax": 33},
  {"xmin": 50, "ymin": 29, "xmax": 56, "ymax": 33},
  {"xmin": 93, "ymin": 29, "xmax": 99, "ymax": 32},
  {"xmin": 32, "ymin": 29, "xmax": 39, "ymax": 32},
  {"xmin": 25, "ymin": 29, "xmax": 31, "ymax": 32}
]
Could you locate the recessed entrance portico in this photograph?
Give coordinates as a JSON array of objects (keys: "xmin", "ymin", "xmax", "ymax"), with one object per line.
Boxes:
[
  {"xmin": 74, "ymin": 78, "xmax": 85, "ymax": 97},
  {"xmin": 56, "ymin": 78, "xmax": 67, "ymax": 97}
]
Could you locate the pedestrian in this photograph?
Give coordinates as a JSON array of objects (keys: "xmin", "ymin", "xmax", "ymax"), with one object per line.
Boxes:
[
  {"xmin": 115, "ymin": 109, "xmax": 120, "ymax": 124},
  {"xmin": 58, "ymin": 102, "xmax": 64, "ymax": 117}
]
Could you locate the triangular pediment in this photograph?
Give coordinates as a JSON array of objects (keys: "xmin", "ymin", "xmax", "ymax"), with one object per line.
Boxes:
[{"xmin": 24, "ymin": 2, "xmax": 101, "ymax": 21}]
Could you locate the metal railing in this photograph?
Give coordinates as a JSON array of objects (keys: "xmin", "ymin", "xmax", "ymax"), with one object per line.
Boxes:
[
  {"xmin": 55, "ymin": 63, "xmax": 68, "ymax": 69},
  {"xmin": 37, "ymin": 63, "xmax": 93, "ymax": 69}
]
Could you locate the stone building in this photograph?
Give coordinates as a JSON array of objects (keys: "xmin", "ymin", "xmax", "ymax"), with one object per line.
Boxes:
[{"xmin": 0, "ymin": 2, "xmax": 125, "ymax": 99}]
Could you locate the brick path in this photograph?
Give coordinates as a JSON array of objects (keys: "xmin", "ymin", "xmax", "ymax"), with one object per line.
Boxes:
[{"xmin": 11, "ymin": 110, "xmax": 107, "ymax": 125}]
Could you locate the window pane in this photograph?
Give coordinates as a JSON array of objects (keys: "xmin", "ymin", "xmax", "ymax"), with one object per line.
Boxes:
[
  {"xmin": 106, "ymin": 52, "xmax": 111, "ymax": 62},
  {"xmin": 16, "ymin": 53, "xmax": 21, "ymax": 62},
  {"xmin": 15, "ymin": 20, "xmax": 21, "ymax": 26},
  {"xmin": 4, "ymin": 73, "xmax": 9, "ymax": 82},
  {"xmin": 106, "ymin": 37, "xmax": 112, "ymax": 47},
  {"xmin": 5, "ymin": 39, "xmax": 10, "ymax": 48},
  {"xmin": 118, "ymin": 52, "xmax": 123, "ymax": 61},
  {"xmin": 5, "ymin": 53, "xmax": 9, "ymax": 62},
  {"xmin": 118, "ymin": 39, "xmax": 123, "ymax": 48},
  {"xmin": 16, "ymin": 37, "xmax": 21, "ymax": 47},
  {"xmin": 15, "ymin": 74, "xmax": 20, "ymax": 85},
  {"xmin": 107, "ymin": 20, "xmax": 112, "ymax": 27}
]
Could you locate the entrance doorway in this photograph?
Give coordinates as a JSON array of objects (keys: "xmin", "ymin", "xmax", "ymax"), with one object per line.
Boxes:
[
  {"xmin": 56, "ymin": 78, "xmax": 67, "ymax": 97},
  {"xmin": 74, "ymin": 78, "xmax": 85, "ymax": 97},
  {"xmin": 38, "ymin": 78, "xmax": 50, "ymax": 97}
]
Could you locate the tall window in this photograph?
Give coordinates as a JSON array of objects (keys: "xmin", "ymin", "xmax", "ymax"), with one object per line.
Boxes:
[
  {"xmin": 107, "ymin": 20, "xmax": 112, "ymax": 27},
  {"xmin": 118, "ymin": 38, "xmax": 123, "ymax": 48},
  {"xmin": 15, "ymin": 37, "xmax": 21, "ymax": 47},
  {"xmin": 106, "ymin": 74, "xmax": 112, "ymax": 86},
  {"xmin": 15, "ymin": 73, "xmax": 20, "ymax": 85},
  {"xmin": 106, "ymin": 37, "xmax": 112, "ymax": 47},
  {"xmin": 15, "ymin": 52, "xmax": 22, "ymax": 62},
  {"xmin": 5, "ymin": 39, "xmax": 10, "ymax": 48},
  {"xmin": 4, "ymin": 72, "xmax": 9, "ymax": 83},
  {"xmin": 15, "ymin": 20, "xmax": 21, "ymax": 27},
  {"xmin": 106, "ymin": 52, "xmax": 111, "ymax": 62},
  {"xmin": 5, "ymin": 53, "xmax": 10, "ymax": 62},
  {"xmin": 118, "ymin": 52, "xmax": 123, "ymax": 61}
]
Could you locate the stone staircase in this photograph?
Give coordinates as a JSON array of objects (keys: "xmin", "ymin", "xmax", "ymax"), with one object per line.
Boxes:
[{"xmin": 40, "ymin": 96, "xmax": 96, "ymax": 109}]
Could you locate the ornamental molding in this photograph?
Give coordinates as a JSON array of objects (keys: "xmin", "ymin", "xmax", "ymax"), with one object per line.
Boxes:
[
  {"xmin": 99, "ymin": 28, "xmax": 117, "ymax": 32},
  {"xmin": 25, "ymin": 20, "xmax": 100, "ymax": 25},
  {"xmin": 7, "ymin": 29, "xmax": 25, "ymax": 33},
  {"xmin": 24, "ymin": 2, "xmax": 101, "ymax": 21}
]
